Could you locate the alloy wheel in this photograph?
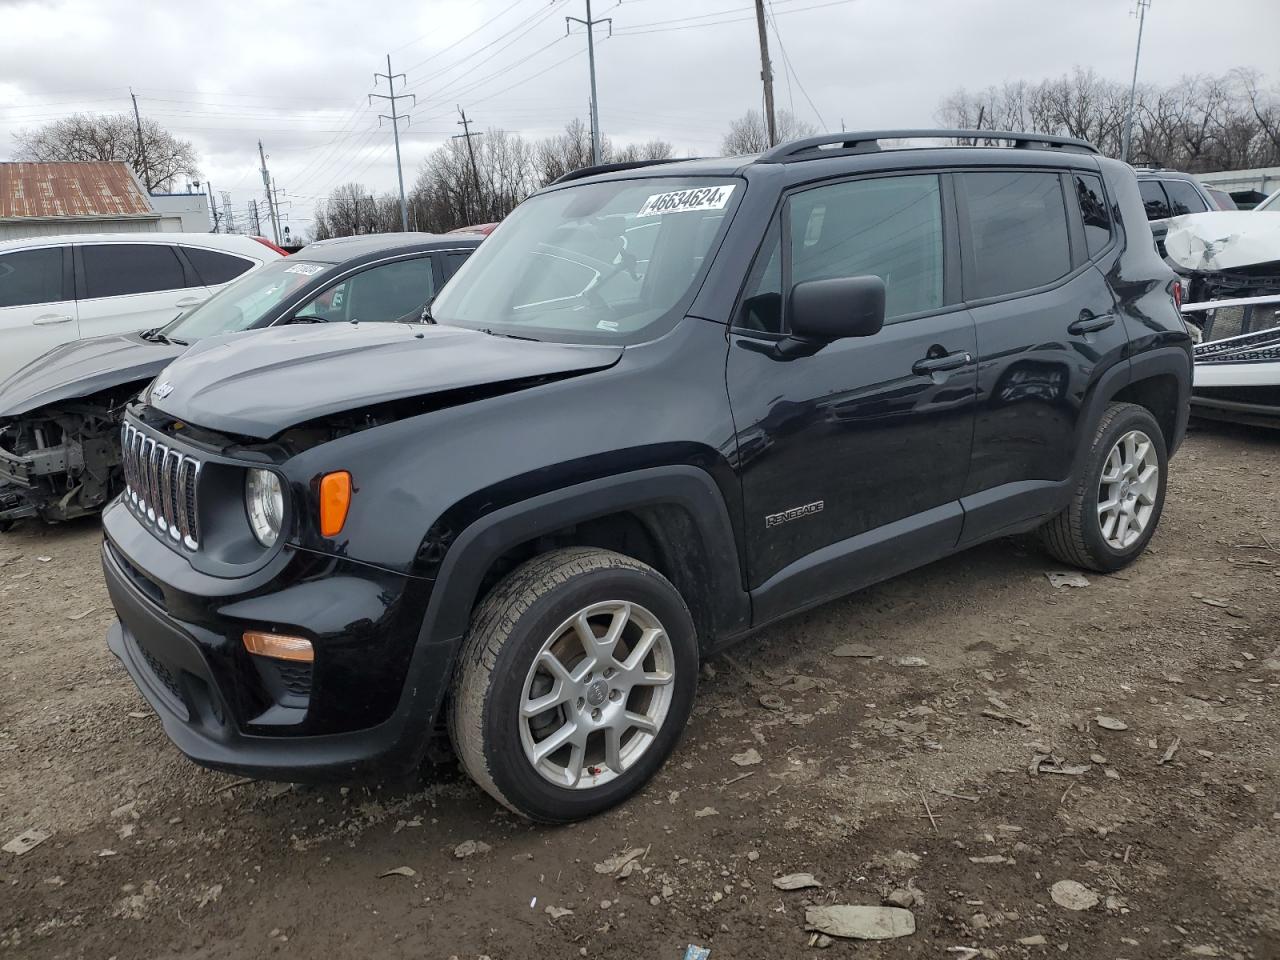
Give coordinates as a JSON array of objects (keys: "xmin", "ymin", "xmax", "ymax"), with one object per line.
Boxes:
[
  {"xmin": 1097, "ymin": 429, "xmax": 1159, "ymax": 550},
  {"xmin": 518, "ymin": 600, "xmax": 675, "ymax": 790}
]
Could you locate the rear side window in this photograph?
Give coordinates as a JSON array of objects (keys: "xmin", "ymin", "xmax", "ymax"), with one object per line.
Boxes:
[
  {"xmin": 1138, "ymin": 180, "xmax": 1171, "ymax": 220},
  {"xmin": 81, "ymin": 244, "xmax": 186, "ymax": 299},
  {"xmin": 443, "ymin": 252, "xmax": 471, "ymax": 281},
  {"xmin": 1162, "ymin": 179, "xmax": 1208, "ymax": 216},
  {"xmin": 1072, "ymin": 174, "xmax": 1112, "ymax": 258},
  {"xmin": 961, "ymin": 171, "xmax": 1071, "ymax": 299},
  {"xmin": 183, "ymin": 247, "xmax": 255, "ymax": 286},
  {"xmin": 789, "ymin": 174, "xmax": 945, "ymax": 321},
  {"xmin": 0, "ymin": 247, "xmax": 65, "ymax": 308}
]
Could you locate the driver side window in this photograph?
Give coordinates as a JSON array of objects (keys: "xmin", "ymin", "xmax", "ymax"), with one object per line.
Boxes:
[{"xmin": 295, "ymin": 256, "xmax": 436, "ymax": 323}]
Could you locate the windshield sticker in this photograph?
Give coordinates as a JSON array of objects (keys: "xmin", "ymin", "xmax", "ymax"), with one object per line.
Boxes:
[
  {"xmin": 284, "ymin": 263, "xmax": 325, "ymax": 276},
  {"xmin": 596, "ymin": 319, "xmax": 619, "ymax": 332},
  {"xmin": 637, "ymin": 184, "xmax": 736, "ymax": 218}
]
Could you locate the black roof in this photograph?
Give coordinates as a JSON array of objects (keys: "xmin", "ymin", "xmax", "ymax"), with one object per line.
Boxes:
[{"xmin": 296, "ymin": 232, "xmax": 482, "ymax": 265}]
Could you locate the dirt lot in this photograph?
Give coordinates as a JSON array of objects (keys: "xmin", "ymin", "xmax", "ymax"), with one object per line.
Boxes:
[{"xmin": 1, "ymin": 423, "xmax": 1278, "ymax": 960}]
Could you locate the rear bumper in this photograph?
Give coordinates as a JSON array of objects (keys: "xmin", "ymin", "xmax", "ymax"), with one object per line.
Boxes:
[{"xmin": 101, "ymin": 502, "xmax": 459, "ymax": 783}]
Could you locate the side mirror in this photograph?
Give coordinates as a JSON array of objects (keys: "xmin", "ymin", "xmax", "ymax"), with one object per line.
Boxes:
[{"xmin": 788, "ymin": 276, "xmax": 886, "ymax": 342}]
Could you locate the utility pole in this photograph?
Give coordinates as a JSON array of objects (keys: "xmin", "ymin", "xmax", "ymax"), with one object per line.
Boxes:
[
  {"xmin": 271, "ymin": 185, "xmax": 291, "ymax": 238},
  {"xmin": 207, "ymin": 182, "xmax": 220, "ymax": 233},
  {"xmin": 1121, "ymin": 0, "xmax": 1151, "ymax": 164},
  {"xmin": 566, "ymin": 1, "xmax": 611, "ymax": 165},
  {"xmin": 258, "ymin": 140, "xmax": 282, "ymax": 245},
  {"xmin": 371, "ymin": 54, "xmax": 415, "ymax": 232},
  {"xmin": 220, "ymin": 191, "xmax": 235, "ymax": 234},
  {"xmin": 130, "ymin": 88, "xmax": 154, "ymax": 193},
  {"xmin": 753, "ymin": 0, "xmax": 778, "ymax": 147},
  {"xmin": 453, "ymin": 106, "xmax": 484, "ymax": 224}
]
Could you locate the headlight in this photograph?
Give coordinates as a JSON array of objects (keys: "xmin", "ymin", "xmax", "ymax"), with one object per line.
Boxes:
[{"xmin": 245, "ymin": 469, "xmax": 284, "ymax": 547}]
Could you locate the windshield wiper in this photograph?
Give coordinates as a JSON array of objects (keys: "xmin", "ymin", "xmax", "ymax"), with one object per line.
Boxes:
[{"xmin": 140, "ymin": 328, "xmax": 171, "ymax": 345}]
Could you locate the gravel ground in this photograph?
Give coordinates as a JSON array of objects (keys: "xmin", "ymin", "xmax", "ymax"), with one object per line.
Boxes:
[{"xmin": 1, "ymin": 422, "xmax": 1277, "ymax": 960}]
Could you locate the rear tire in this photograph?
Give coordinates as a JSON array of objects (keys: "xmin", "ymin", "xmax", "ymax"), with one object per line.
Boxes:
[
  {"xmin": 1040, "ymin": 402, "xmax": 1168, "ymax": 572},
  {"xmin": 449, "ymin": 547, "xmax": 698, "ymax": 823}
]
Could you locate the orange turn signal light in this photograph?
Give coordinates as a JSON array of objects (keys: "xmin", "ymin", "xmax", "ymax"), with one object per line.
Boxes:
[
  {"xmin": 319, "ymin": 470, "xmax": 351, "ymax": 537},
  {"xmin": 243, "ymin": 630, "xmax": 314, "ymax": 663}
]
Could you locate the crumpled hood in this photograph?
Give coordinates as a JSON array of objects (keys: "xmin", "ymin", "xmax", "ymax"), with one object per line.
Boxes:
[
  {"xmin": 149, "ymin": 322, "xmax": 623, "ymax": 439},
  {"xmin": 0, "ymin": 333, "xmax": 183, "ymax": 418},
  {"xmin": 1164, "ymin": 211, "xmax": 1280, "ymax": 273}
]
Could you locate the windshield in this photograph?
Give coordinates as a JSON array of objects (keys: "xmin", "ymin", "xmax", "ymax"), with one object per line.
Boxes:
[
  {"xmin": 1257, "ymin": 190, "xmax": 1280, "ymax": 212},
  {"xmin": 161, "ymin": 260, "xmax": 332, "ymax": 342},
  {"xmin": 431, "ymin": 177, "xmax": 741, "ymax": 342}
]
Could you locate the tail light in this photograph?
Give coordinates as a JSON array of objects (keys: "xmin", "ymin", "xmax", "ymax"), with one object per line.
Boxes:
[
  {"xmin": 252, "ymin": 236, "xmax": 290, "ymax": 257},
  {"xmin": 1171, "ymin": 279, "xmax": 1183, "ymax": 311}
]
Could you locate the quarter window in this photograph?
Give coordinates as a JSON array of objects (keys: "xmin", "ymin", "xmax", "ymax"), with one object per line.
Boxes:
[
  {"xmin": 961, "ymin": 171, "xmax": 1072, "ymax": 299},
  {"xmin": 1073, "ymin": 174, "xmax": 1112, "ymax": 258},
  {"xmin": 81, "ymin": 244, "xmax": 186, "ymax": 299},
  {"xmin": 1161, "ymin": 179, "xmax": 1208, "ymax": 216},
  {"xmin": 1138, "ymin": 180, "xmax": 1171, "ymax": 220},
  {"xmin": 788, "ymin": 174, "xmax": 945, "ymax": 322},
  {"xmin": 0, "ymin": 247, "xmax": 65, "ymax": 308},
  {"xmin": 183, "ymin": 247, "xmax": 255, "ymax": 286}
]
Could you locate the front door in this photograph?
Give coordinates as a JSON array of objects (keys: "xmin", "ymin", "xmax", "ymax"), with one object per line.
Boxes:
[
  {"xmin": 727, "ymin": 172, "xmax": 978, "ymax": 624},
  {"xmin": 0, "ymin": 245, "xmax": 78, "ymax": 382}
]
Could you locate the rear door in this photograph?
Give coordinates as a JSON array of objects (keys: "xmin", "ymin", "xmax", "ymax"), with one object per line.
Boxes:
[
  {"xmin": 179, "ymin": 245, "xmax": 258, "ymax": 310},
  {"xmin": 74, "ymin": 242, "xmax": 194, "ymax": 338},
  {"xmin": 957, "ymin": 168, "xmax": 1128, "ymax": 544},
  {"xmin": 0, "ymin": 244, "xmax": 77, "ymax": 382}
]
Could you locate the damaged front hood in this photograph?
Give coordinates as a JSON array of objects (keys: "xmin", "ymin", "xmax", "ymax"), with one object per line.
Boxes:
[
  {"xmin": 1164, "ymin": 211, "xmax": 1280, "ymax": 273},
  {"xmin": 0, "ymin": 333, "xmax": 184, "ymax": 418},
  {"xmin": 149, "ymin": 322, "xmax": 623, "ymax": 439}
]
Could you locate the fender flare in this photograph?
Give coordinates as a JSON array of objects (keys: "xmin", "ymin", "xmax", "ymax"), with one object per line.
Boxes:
[
  {"xmin": 1073, "ymin": 346, "xmax": 1192, "ymax": 469},
  {"xmin": 416, "ymin": 464, "xmax": 750, "ymax": 652}
]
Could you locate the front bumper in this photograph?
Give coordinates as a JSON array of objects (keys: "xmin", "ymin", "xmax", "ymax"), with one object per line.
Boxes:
[{"xmin": 102, "ymin": 500, "xmax": 459, "ymax": 782}]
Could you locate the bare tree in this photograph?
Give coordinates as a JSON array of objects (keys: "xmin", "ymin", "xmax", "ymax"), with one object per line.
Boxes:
[
  {"xmin": 935, "ymin": 68, "xmax": 1280, "ymax": 172},
  {"xmin": 721, "ymin": 109, "xmax": 817, "ymax": 155},
  {"xmin": 12, "ymin": 113, "xmax": 199, "ymax": 192}
]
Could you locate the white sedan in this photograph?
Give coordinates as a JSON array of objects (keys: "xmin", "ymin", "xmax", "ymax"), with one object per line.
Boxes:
[{"xmin": 0, "ymin": 233, "xmax": 284, "ymax": 383}]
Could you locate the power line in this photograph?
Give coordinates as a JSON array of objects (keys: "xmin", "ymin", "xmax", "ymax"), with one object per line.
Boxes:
[{"xmin": 766, "ymin": 0, "xmax": 826, "ymax": 128}]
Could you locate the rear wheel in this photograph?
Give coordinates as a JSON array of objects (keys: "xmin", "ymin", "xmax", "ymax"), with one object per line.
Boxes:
[
  {"xmin": 449, "ymin": 547, "xmax": 698, "ymax": 822},
  {"xmin": 1040, "ymin": 402, "xmax": 1168, "ymax": 572}
]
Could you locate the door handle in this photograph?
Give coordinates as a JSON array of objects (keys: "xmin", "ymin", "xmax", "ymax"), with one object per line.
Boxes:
[
  {"xmin": 32, "ymin": 314, "xmax": 74, "ymax": 325},
  {"xmin": 174, "ymin": 297, "xmax": 207, "ymax": 308},
  {"xmin": 1068, "ymin": 313, "xmax": 1116, "ymax": 335},
  {"xmin": 912, "ymin": 350, "xmax": 972, "ymax": 376}
]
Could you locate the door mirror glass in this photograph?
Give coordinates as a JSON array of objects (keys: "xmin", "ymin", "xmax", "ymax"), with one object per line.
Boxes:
[{"xmin": 788, "ymin": 276, "xmax": 885, "ymax": 342}]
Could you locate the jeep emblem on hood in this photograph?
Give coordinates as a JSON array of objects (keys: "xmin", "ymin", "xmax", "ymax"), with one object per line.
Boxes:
[{"xmin": 152, "ymin": 381, "xmax": 175, "ymax": 400}]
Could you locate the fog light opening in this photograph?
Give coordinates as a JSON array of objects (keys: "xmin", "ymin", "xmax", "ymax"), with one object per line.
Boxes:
[{"xmin": 243, "ymin": 630, "xmax": 314, "ymax": 663}]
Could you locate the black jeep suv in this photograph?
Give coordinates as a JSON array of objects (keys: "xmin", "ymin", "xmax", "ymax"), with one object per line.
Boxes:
[{"xmin": 101, "ymin": 130, "xmax": 1192, "ymax": 822}]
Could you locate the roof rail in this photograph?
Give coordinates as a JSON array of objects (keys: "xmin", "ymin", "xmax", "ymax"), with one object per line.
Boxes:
[
  {"xmin": 550, "ymin": 157, "xmax": 691, "ymax": 185},
  {"xmin": 756, "ymin": 129, "xmax": 1099, "ymax": 163}
]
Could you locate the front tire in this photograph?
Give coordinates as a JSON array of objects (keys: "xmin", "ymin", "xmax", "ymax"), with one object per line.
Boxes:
[
  {"xmin": 1040, "ymin": 402, "xmax": 1168, "ymax": 572},
  {"xmin": 449, "ymin": 547, "xmax": 698, "ymax": 823}
]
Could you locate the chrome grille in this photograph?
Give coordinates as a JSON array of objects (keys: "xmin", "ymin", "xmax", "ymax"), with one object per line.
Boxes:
[{"xmin": 121, "ymin": 422, "xmax": 201, "ymax": 549}]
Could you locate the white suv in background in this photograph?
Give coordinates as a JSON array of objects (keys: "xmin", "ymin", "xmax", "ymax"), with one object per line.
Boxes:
[{"xmin": 0, "ymin": 233, "xmax": 285, "ymax": 383}]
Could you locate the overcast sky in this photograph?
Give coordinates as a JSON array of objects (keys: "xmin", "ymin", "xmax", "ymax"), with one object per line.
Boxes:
[{"xmin": 1, "ymin": 0, "xmax": 1275, "ymax": 234}]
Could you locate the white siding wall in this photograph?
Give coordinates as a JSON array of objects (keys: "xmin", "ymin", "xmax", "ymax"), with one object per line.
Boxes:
[{"xmin": 0, "ymin": 217, "xmax": 163, "ymax": 240}]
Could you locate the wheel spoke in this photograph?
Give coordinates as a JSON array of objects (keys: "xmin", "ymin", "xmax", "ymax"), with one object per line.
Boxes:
[
  {"xmin": 603, "ymin": 725, "xmax": 624, "ymax": 775},
  {"xmin": 533, "ymin": 718, "xmax": 580, "ymax": 764},
  {"xmin": 564, "ymin": 739, "xmax": 587, "ymax": 788},
  {"xmin": 622, "ymin": 626, "xmax": 662, "ymax": 671},
  {"xmin": 1097, "ymin": 497, "xmax": 1121, "ymax": 517},
  {"xmin": 637, "ymin": 669, "xmax": 673, "ymax": 687},
  {"xmin": 537, "ymin": 650, "xmax": 575, "ymax": 687},
  {"xmin": 521, "ymin": 678, "xmax": 569, "ymax": 718},
  {"xmin": 1101, "ymin": 450, "xmax": 1124, "ymax": 484},
  {"xmin": 1114, "ymin": 510, "xmax": 1130, "ymax": 545},
  {"xmin": 599, "ymin": 603, "xmax": 631, "ymax": 660},
  {"xmin": 623, "ymin": 711, "xmax": 659, "ymax": 736}
]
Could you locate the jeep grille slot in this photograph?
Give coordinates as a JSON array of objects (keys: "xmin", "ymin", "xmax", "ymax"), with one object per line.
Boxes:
[{"xmin": 121, "ymin": 423, "xmax": 201, "ymax": 550}]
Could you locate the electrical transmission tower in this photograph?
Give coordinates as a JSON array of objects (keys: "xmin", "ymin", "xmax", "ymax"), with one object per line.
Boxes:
[
  {"xmin": 220, "ymin": 191, "xmax": 235, "ymax": 234},
  {"xmin": 371, "ymin": 55, "xmax": 416, "ymax": 232},
  {"xmin": 566, "ymin": 1, "xmax": 611, "ymax": 165}
]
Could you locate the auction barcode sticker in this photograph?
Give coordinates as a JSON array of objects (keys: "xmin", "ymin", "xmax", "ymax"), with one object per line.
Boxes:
[
  {"xmin": 284, "ymin": 263, "xmax": 325, "ymax": 276},
  {"xmin": 637, "ymin": 184, "xmax": 736, "ymax": 218}
]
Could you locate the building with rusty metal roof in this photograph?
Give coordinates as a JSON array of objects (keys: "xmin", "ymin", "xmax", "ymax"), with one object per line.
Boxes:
[{"xmin": 0, "ymin": 161, "xmax": 208, "ymax": 240}]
